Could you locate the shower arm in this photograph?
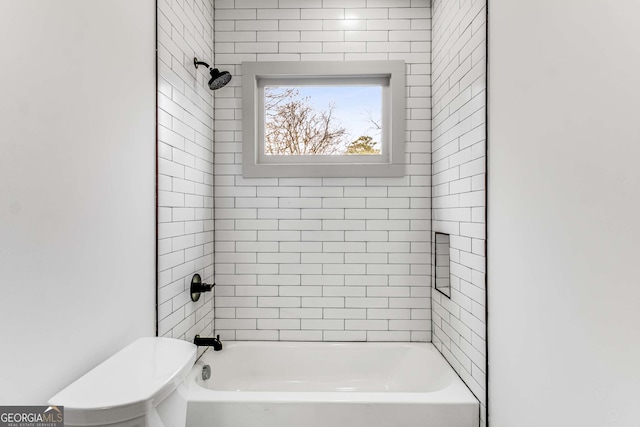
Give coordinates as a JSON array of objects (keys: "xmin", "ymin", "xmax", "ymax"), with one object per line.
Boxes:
[{"xmin": 193, "ymin": 58, "xmax": 211, "ymax": 69}]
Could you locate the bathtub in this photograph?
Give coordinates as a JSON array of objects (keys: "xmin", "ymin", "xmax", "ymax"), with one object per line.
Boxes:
[{"xmin": 186, "ymin": 341, "xmax": 478, "ymax": 427}]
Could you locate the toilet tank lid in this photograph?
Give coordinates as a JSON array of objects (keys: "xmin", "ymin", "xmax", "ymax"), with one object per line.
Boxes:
[{"xmin": 49, "ymin": 337, "xmax": 196, "ymax": 423}]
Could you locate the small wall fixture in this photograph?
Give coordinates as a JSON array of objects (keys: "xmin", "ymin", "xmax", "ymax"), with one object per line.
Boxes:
[
  {"xmin": 190, "ymin": 273, "xmax": 214, "ymax": 302},
  {"xmin": 194, "ymin": 57, "xmax": 232, "ymax": 90},
  {"xmin": 434, "ymin": 232, "xmax": 451, "ymax": 298},
  {"xmin": 194, "ymin": 334, "xmax": 223, "ymax": 351}
]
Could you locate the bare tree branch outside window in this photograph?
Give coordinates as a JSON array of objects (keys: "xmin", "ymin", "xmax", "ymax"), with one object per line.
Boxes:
[{"xmin": 264, "ymin": 86, "xmax": 381, "ymax": 156}]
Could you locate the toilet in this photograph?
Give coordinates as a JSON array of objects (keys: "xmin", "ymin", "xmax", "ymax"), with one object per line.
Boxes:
[{"xmin": 49, "ymin": 337, "xmax": 196, "ymax": 427}]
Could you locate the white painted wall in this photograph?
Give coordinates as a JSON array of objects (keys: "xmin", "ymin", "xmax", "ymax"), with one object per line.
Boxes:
[
  {"xmin": 488, "ymin": 0, "xmax": 640, "ymax": 425},
  {"xmin": 0, "ymin": 1, "xmax": 156, "ymax": 404}
]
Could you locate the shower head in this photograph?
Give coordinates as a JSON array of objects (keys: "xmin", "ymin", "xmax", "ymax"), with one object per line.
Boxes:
[
  {"xmin": 193, "ymin": 57, "xmax": 232, "ymax": 90},
  {"xmin": 208, "ymin": 69, "xmax": 232, "ymax": 90}
]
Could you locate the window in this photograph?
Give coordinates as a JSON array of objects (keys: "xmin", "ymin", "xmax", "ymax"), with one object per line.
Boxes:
[{"xmin": 242, "ymin": 61, "xmax": 405, "ymax": 178}]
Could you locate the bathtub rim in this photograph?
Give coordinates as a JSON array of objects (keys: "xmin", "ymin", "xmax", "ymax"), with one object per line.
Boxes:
[{"xmin": 186, "ymin": 341, "xmax": 479, "ymax": 406}]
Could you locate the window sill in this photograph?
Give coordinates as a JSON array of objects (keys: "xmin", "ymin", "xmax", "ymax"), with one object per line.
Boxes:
[{"xmin": 242, "ymin": 162, "xmax": 405, "ymax": 178}]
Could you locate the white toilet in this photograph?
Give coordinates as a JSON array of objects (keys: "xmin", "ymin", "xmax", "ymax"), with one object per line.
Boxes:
[{"xmin": 49, "ymin": 337, "xmax": 196, "ymax": 427}]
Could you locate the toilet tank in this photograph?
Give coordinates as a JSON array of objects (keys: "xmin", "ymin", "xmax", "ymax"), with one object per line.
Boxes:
[{"xmin": 49, "ymin": 337, "xmax": 196, "ymax": 427}]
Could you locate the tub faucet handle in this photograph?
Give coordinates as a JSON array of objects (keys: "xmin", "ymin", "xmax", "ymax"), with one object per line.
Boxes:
[{"xmin": 190, "ymin": 273, "xmax": 214, "ymax": 302}]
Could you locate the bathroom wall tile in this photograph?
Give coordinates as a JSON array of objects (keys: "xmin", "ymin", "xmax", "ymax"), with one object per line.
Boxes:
[
  {"xmin": 215, "ymin": 318, "xmax": 257, "ymax": 330},
  {"xmin": 279, "ymin": 330, "xmax": 323, "ymax": 341},
  {"xmin": 258, "ymin": 319, "xmax": 301, "ymax": 330},
  {"xmin": 280, "ymin": 308, "xmax": 324, "ymax": 319},
  {"xmin": 431, "ymin": 0, "xmax": 486, "ymax": 424},
  {"xmin": 236, "ymin": 330, "xmax": 279, "ymax": 340},
  {"xmin": 323, "ymin": 331, "xmax": 367, "ymax": 341},
  {"xmin": 301, "ymin": 319, "xmax": 344, "ymax": 330},
  {"xmin": 213, "ymin": 0, "xmax": 430, "ymax": 342},
  {"xmin": 158, "ymin": 0, "xmax": 214, "ymax": 345},
  {"xmin": 345, "ymin": 319, "xmax": 388, "ymax": 330},
  {"xmin": 367, "ymin": 331, "xmax": 411, "ymax": 341}
]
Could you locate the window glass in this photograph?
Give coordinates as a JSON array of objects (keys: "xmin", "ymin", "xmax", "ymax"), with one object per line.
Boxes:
[{"xmin": 264, "ymin": 85, "xmax": 383, "ymax": 156}]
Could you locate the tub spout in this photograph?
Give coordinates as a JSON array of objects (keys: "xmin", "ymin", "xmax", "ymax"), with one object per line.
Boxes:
[{"xmin": 194, "ymin": 334, "xmax": 223, "ymax": 351}]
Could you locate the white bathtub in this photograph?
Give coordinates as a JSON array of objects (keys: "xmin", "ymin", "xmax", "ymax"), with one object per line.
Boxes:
[{"xmin": 186, "ymin": 341, "xmax": 479, "ymax": 427}]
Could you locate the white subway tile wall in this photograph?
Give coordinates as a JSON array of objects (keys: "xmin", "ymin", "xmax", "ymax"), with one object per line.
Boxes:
[
  {"xmin": 213, "ymin": 0, "xmax": 431, "ymax": 342},
  {"xmin": 157, "ymin": 0, "xmax": 215, "ymax": 342},
  {"xmin": 431, "ymin": 0, "xmax": 486, "ymax": 425}
]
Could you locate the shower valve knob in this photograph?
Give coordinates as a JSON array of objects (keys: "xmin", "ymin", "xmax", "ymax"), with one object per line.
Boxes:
[{"xmin": 190, "ymin": 273, "xmax": 214, "ymax": 302}]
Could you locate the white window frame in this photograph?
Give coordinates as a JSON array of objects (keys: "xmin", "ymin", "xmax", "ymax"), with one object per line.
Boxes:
[{"xmin": 242, "ymin": 60, "xmax": 406, "ymax": 178}]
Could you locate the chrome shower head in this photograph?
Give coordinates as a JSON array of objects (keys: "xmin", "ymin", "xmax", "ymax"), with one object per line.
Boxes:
[{"xmin": 194, "ymin": 57, "xmax": 232, "ymax": 90}]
